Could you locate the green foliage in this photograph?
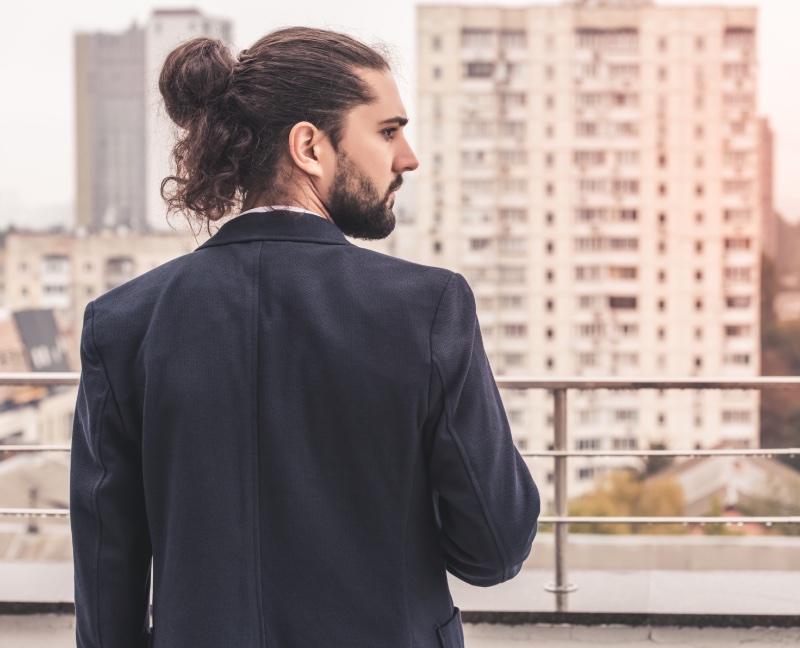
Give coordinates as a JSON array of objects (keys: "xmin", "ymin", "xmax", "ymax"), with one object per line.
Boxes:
[{"xmin": 568, "ymin": 469, "xmax": 684, "ymax": 534}]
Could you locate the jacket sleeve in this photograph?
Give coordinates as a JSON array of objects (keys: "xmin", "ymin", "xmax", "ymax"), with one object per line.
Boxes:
[
  {"xmin": 70, "ymin": 302, "xmax": 152, "ymax": 648},
  {"xmin": 427, "ymin": 273, "xmax": 540, "ymax": 587}
]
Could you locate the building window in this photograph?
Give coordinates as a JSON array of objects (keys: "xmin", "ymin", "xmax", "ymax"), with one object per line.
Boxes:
[
  {"xmin": 433, "ymin": 66, "xmax": 442, "ymax": 80},
  {"xmin": 499, "ymin": 266, "xmax": 525, "ymax": 283},
  {"xmin": 502, "ymin": 324, "xmax": 527, "ymax": 338},
  {"xmin": 658, "ymin": 299, "xmax": 666, "ymax": 312},
  {"xmin": 461, "ymin": 28, "xmax": 493, "ymax": 48},
  {"xmin": 432, "ymin": 35, "xmax": 442, "ymax": 50},
  {"xmin": 546, "ymin": 299, "xmax": 554, "ymax": 312},
  {"xmin": 724, "ymin": 353, "xmax": 751, "ymax": 366},
  {"xmin": 695, "ymin": 298, "xmax": 703, "ymax": 311},
  {"xmin": 500, "ymin": 295, "xmax": 524, "ymax": 309},
  {"xmin": 725, "ymin": 325, "xmax": 752, "ymax": 337},
  {"xmin": 614, "ymin": 409, "xmax": 638, "ymax": 423},
  {"xmin": 724, "ymin": 267, "xmax": 752, "ymax": 282},
  {"xmin": 504, "ymin": 353, "xmax": 525, "ymax": 367},
  {"xmin": 500, "ymin": 29, "xmax": 527, "ymax": 49},
  {"xmin": 470, "ymin": 237, "xmax": 491, "ymax": 250},
  {"xmin": 726, "ymin": 296, "xmax": 752, "ymax": 309},
  {"xmin": 464, "ymin": 62, "xmax": 494, "ymax": 78},
  {"xmin": 695, "ymin": 270, "xmax": 703, "ymax": 282},
  {"xmin": 609, "ymin": 296, "xmax": 637, "ymax": 310},
  {"xmin": 725, "ymin": 237, "xmax": 752, "ymax": 251},
  {"xmin": 722, "ymin": 410, "xmax": 752, "ymax": 424}
]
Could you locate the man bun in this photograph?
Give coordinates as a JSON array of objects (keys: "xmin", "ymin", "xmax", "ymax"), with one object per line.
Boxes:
[{"xmin": 159, "ymin": 37, "xmax": 235, "ymax": 129}]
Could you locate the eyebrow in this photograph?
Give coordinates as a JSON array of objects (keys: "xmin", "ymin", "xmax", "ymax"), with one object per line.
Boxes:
[{"xmin": 379, "ymin": 116, "xmax": 409, "ymax": 127}]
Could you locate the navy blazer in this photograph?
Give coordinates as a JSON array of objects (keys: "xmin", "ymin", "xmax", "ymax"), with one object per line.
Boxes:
[{"xmin": 70, "ymin": 210, "xmax": 540, "ymax": 648}]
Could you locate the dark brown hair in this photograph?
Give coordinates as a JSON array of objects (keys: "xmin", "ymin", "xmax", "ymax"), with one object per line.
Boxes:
[{"xmin": 158, "ymin": 27, "xmax": 390, "ymax": 230}]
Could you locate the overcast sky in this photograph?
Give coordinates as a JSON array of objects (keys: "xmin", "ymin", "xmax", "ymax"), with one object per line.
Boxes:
[{"xmin": 1, "ymin": 0, "xmax": 799, "ymax": 227}]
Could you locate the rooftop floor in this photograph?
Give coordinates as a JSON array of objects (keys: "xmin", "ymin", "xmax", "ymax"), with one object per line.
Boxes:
[{"xmin": 3, "ymin": 615, "xmax": 800, "ymax": 647}]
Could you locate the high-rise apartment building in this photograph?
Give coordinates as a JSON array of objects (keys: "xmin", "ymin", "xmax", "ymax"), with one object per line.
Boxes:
[
  {"xmin": 416, "ymin": 0, "xmax": 761, "ymax": 503},
  {"xmin": 75, "ymin": 10, "xmax": 232, "ymax": 233},
  {"xmin": 75, "ymin": 24, "xmax": 147, "ymax": 231}
]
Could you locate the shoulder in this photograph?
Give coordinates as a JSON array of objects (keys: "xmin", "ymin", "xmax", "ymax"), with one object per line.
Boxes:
[
  {"xmin": 91, "ymin": 251, "xmax": 196, "ymax": 323},
  {"xmin": 343, "ymin": 244, "xmax": 456, "ymax": 295}
]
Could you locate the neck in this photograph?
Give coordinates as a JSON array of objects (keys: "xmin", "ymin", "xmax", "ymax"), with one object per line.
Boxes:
[{"xmin": 242, "ymin": 183, "xmax": 332, "ymax": 222}]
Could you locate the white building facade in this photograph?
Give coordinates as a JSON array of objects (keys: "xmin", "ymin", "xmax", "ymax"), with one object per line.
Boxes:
[{"xmin": 415, "ymin": 0, "xmax": 761, "ymax": 505}]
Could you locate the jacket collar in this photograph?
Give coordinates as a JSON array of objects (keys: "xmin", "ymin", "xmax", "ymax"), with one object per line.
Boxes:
[{"xmin": 195, "ymin": 209, "xmax": 351, "ymax": 251}]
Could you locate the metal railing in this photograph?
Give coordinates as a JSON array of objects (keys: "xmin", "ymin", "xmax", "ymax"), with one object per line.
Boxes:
[{"xmin": 2, "ymin": 373, "xmax": 800, "ymax": 612}]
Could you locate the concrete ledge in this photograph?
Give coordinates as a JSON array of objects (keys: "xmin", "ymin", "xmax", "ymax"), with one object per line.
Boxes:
[
  {"xmin": 2, "ymin": 604, "xmax": 798, "ymax": 630},
  {"xmin": 462, "ymin": 611, "xmax": 800, "ymax": 629},
  {"xmin": 0, "ymin": 602, "xmax": 74, "ymax": 615}
]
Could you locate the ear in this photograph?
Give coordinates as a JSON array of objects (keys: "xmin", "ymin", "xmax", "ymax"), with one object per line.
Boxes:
[{"xmin": 287, "ymin": 121, "xmax": 333, "ymax": 180}]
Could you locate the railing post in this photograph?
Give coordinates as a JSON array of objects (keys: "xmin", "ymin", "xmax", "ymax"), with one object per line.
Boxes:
[{"xmin": 545, "ymin": 387, "xmax": 576, "ymax": 610}]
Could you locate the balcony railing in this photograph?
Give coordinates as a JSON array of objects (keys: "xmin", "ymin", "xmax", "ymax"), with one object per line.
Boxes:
[{"xmin": 2, "ymin": 373, "xmax": 800, "ymax": 615}]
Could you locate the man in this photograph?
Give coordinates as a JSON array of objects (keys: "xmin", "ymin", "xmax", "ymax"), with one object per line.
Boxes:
[{"xmin": 70, "ymin": 27, "xmax": 539, "ymax": 648}]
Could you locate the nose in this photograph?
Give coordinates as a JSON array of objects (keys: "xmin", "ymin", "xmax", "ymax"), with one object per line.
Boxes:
[{"xmin": 393, "ymin": 138, "xmax": 419, "ymax": 174}]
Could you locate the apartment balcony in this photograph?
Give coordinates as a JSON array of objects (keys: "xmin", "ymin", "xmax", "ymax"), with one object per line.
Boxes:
[
  {"xmin": 1, "ymin": 374, "xmax": 799, "ymax": 646},
  {"xmin": 721, "ymin": 308, "xmax": 757, "ymax": 325}
]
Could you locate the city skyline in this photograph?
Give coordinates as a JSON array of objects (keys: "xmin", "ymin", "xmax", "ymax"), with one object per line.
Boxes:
[{"xmin": 0, "ymin": 0, "xmax": 798, "ymax": 230}]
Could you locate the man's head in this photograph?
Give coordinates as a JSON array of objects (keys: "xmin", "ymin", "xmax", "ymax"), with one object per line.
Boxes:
[{"xmin": 159, "ymin": 27, "xmax": 418, "ymax": 238}]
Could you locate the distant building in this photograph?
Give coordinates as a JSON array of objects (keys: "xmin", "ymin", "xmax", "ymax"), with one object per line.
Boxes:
[
  {"xmin": 0, "ymin": 227, "xmax": 197, "ymax": 346},
  {"xmin": 75, "ymin": 24, "xmax": 147, "ymax": 231},
  {"xmin": 650, "ymin": 453, "xmax": 800, "ymax": 519},
  {"xmin": 74, "ymin": 10, "xmax": 232, "ymax": 233},
  {"xmin": 759, "ymin": 118, "xmax": 777, "ymax": 259},
  {"xmin": 416, "ymin": 0, "xmax": 761, "ymax": 502},
  {"xmin": 0, "ymin": 309, "xmax": 77, "ymax": 449}
]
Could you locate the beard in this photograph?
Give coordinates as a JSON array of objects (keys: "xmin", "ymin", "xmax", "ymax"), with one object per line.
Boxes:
[{"xmin": 326, "ymin": 151, "xmax": 402, "ymax": 240}]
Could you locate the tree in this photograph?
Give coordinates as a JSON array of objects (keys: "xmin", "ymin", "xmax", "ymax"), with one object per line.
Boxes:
[{"xmin": 568, "ymin": 469, "xmax": 684, "ymax": 535}]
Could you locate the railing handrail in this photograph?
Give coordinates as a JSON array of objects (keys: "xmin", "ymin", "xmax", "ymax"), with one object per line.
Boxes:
[
  {"xmin": 0, "ymin": 372, "xmax": 79, "ymax": 386},
  {"xmin": 4, "ymin": 373, "xmax": 800, "ymax": 389},
  {"xmin": 494, "ymin": 376, "xmax": 800, "ymax": 389}
]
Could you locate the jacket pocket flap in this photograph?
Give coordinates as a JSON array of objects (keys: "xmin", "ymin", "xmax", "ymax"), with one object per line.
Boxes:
[{"xmin": 436, "ymin": 606, "xmax": 464, "ymax": 648}]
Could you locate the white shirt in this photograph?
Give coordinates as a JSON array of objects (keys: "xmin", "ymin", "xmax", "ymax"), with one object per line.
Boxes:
[{"xmin": 238, "ymin": 205, "xmax": 324, "ymax": 219}]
